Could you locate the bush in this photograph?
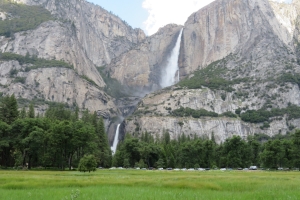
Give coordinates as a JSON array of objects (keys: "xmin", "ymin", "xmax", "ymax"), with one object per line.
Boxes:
[
  {"xmin": 172, "ymin": 107, "xmax": 218, "ymax": 118},
  {"xmin": 97, "ymin": 67, "xmax": 129, "ymax": 99},
  {"xmin": 221, "ymin": 111, "xmax": 237, "ymax": 118},
  {"xmin": 0, "ymin": 1, "xmax": 53, "ymax": 36},
  {"xmin": 0, "ymin": 52, "xmax": 73, "ymax": 70},
  {"xmin": 78, "ymin": 155, "xmax": 97, "ymax": 173},
  {"xmin": 241, "ymin": 104, "xmax": 300, "ymax": 123},
  {"xmin": 178, "ymin": 58, "xmax": 250, "ymax": 92}
]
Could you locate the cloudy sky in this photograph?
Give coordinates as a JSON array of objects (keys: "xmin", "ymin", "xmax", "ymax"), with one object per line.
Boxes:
[{"xmin": 88, "ymin": 0, "xmax": 292, "ymax": 35}]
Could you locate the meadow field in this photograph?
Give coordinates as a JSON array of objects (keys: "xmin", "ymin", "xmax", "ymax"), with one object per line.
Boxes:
[{"xmin": 0, "ymin": 169, "xmax": 299, "ymax": 200}]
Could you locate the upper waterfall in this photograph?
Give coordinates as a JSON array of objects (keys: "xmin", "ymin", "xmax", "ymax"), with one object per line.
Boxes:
[{"xmin": 160, "ymin": 28, "xmax": 183, "ymax": 88}]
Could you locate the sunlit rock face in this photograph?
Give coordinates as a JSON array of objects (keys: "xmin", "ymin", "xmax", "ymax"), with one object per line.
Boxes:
[
  {"xmin": 125, "ymin": 0, "xmax": 300, "ymax": 142},
  {"xmin": 107, "ymin": 24, "xmax": 183, "ymax": 92},
  {"xmin": 179, "ymin": 0, "xmax": 297, "ymax": 77}
]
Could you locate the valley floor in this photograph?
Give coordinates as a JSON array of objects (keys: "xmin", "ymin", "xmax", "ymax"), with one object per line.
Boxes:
[{"xmin": 0, "ymin": 170, "xmax": 299, "ymax": 199}]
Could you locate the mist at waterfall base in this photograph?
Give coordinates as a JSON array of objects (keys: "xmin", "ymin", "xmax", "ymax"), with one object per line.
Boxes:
[
  {"xmin": 111, "ymin": 124, "xmax": 120, "ymax": 155},
  {"xmin": 160, "ymin": 29, "xmax": 183, "ymax": 88}
]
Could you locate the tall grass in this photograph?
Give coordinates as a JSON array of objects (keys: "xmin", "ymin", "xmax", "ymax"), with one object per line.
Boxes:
[{"xmin": 0, "ymin": 170, "xmax": 299, "ymax": 199}]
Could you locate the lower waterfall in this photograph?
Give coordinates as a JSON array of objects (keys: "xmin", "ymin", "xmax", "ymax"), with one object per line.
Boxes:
[{"xmin": 111, "ymin": 124, "xmax": 120, "ymax": 155}]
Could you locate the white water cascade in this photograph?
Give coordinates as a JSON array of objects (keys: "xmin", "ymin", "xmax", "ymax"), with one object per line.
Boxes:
[
  {"xmin": 160, "ymin": 28, "xmax": 183, "ymax": 88},
  {"xmin": 111, "ymin": 124, "xmax": 120, "ymax": 155}
]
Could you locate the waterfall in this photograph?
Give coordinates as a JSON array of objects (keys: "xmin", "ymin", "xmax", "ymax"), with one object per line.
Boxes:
[
  {"xmin": 160, "ymin": 28, "xmax": 183, "ymax": 88},
  {"xmin": 111, "ymin": 124, "xmax": 120, "ymax": 155}
]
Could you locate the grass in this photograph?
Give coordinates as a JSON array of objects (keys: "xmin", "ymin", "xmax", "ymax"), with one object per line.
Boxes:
[{"xmin": 0, "ymin": 170, "xmax": 299, "ymax": 199}]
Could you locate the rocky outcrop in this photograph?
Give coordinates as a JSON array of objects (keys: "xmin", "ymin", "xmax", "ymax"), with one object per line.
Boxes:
[
  {"xmin": 126, "ymin": 115, "xmax": 299, "ymax": 144},
  {"xmin": 125, "ymin": 0, "xmax": 300, "ymax": 142},
  {"xmin": 0, "ymin": 60, "xmax": 117, "ymax": 115},
  {"xmin": 125, "ymin": 83, "xmax": 300, "ymax": 144},
  {"xmin": 107, "ymin": 24, "xmax": 183, "ymax": 91},
  {"xmin": 12, "ymin": 0, "xmax": 145, "ymax": 67},
  {"xmin": 1, "ymin": 21, "xmax": 105, "ymax": 87},
  {"xmin": 178, "ymin": 0, "xmax": 295, "ymax": 77}
]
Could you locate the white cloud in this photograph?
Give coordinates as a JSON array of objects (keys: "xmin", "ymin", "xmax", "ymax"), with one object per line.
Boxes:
[
  {"xmin": 142, "ymin": 0, "xmax": 292, "ymax": 36},
  {"xmin": 142, "ymin": 0, "xmax": 215, "ymax": 35}
]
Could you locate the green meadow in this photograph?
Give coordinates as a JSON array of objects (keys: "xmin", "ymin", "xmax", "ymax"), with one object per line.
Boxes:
[{"xmin": 0, "ymin": 170, "xmax": 299, "ymax": 200}]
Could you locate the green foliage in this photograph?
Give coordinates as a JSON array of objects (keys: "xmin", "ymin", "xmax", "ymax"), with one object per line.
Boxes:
[
  {"xmin": 277, "ymin": 73, "xmax": 300, "ymax": 87},
  {"xmin": 97, "ymin": 67, "xmax": 129, "ymax": 99},
  {"xmin": 0, "ymin": 94, "xmax": 19, "ymax": 124},
  {"xmin": 293, "ymin": 130, "xmax": 300, "ymax": 169},
  {"xmin": 27, "ymin": 103, "xmax": 35, "ymax": 118},
  {"xmin": 172, "ymin": 107, "xmax": 218, "ymax": 118},
  {"xmin": 13, "ymin": 77, "xmax": 26, "ymax": 84},
  {"xmin": 178, "ymin": 59, "xmax": 250, "ymax": 92},
  {"xmin": 95, "ymin": 117, "xmax": 112, "ymax": 168},
  {"xmin": 0, "ymin": 52, "xmax": 73, "ymax": 71},
  {"xmin": 260, "ymin": 140, "xmax": 284, "ymax": 169},
  {"xmin": 241, "ymin": 104, "xmax": 300, "ymax": 123},
  {"xmin": 0, "ymin": 0, "xmax": 53, "ymax": 37},
  {"xmin": 221, "ymin": 111, "xmax": 237, "ymax": 118},
  {"xmin": 80, "ymin": 75, "xmax": 98, "ymax": 87},
  {"xmin": 78, "ymin": 155, "xmax": 97, "ymax": 173}
]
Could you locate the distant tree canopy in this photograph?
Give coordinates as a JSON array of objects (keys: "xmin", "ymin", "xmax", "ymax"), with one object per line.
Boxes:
[
  {"xmin": 112, "ymin": 130, "xmax": 300, "ymax": 170},
  {"xmin": 0, "ymin": 95, "xmax": 112, "ymax": 170}
]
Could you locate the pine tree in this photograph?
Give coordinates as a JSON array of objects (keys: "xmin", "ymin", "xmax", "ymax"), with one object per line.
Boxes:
[
  {"xmin": 0, "ymin": 94, "xmax": 19, "ymax": 124},
  {"xmin": 20, "ymin": 107, "xmax": 26, "ymax": 119},
  {"xmin": 27, "ymin": 103, "xmax": 35, "ymax": 118},
  {"xmin": 96, "ymin": 117, "xmax": 111, "ymax": 168}
]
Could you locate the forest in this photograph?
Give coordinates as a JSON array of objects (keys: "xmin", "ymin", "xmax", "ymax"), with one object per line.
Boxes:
[
  {"xmin": 114, "ymin": 130, "xmax": 300, "ymax": 170},
  {"xmin": 1, "ymin": 94, "xmax": 300, "ymax": 170},
  {"xmin": 0, "ymin": 95, "xmax": 111, "ymax": 170}
]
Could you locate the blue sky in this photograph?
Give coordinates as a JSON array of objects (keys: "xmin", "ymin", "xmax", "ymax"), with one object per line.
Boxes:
[
  {"xmin": 87, "ymin": 0, "xmax": 147, "ymax": 29},
  {"xmin": 87, "ymin": 0, "xmax": 293, "ymax": 35}
]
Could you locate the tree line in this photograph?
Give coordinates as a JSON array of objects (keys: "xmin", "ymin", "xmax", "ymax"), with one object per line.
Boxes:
[
  {"xmin": 113, "ymin": 130, "xmax": 300, "ymax": 170},
  {"xmin": 1, "ymin": 94, "xmax": 300, "ymax": 171},
  {"xmin": 0, "ymin": 95, "xmax": 111, "ymax": 170}
]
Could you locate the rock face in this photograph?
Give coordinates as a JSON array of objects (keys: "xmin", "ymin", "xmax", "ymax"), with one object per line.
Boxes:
[
  {"xmin": 125, "ymin": 0, "xmax": 300, "ymax": 142},
  {"xmin": 12, "ymin": 0, "xmax": 146, "ymax": 67},
  {"xmin": 107, "ymin": 24, "xmax": 183, "ymax": 91},
  {"xmin": 179, "ymin": 0, "xmax": 296, "ymax": 77},
  {"xmin": 2, "ymin": 0, "xmax": 300, "ymax": 144},
  {"xmin": 126, "ymin": 86, "xmax": 300, "ymax": 143},
  {"xmin": 0, "ymin": 60, "xmax": 116, "ymax": 115},
  {"xmin": 1, "ymin": 21, "xmax": 105, "ymax": 87}
]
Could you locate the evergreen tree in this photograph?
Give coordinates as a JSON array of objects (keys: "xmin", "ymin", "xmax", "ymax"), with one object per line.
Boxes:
[
  {"xmin": 0, "ymin": 94, "xmax": 19, "ymax": 124},
  {"xmin": 27, "ymin": 103, "xmax": 35, "ymax": 118},
  {"xmin": 96, "ymin": 117, "xmax": 111, "ymax": 168},
  {"xmin": 19, "ymin": 107, "xmax": 26, "ymax": 119},
  {"xmin": 293, "ymin": 130, "xmax": 300, "ymax": 170}
]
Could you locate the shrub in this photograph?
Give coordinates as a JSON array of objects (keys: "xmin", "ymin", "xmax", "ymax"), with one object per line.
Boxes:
[
  {"xmin": 78, "ymin": 155, "xmax": 97, "ymax": 173},
  {"xmin": 0, "ymin": 1, "xmax": 53, "ymax": 36}
]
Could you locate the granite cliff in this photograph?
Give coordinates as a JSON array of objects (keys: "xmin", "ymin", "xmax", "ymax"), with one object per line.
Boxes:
[
  {"xmin": 1, "ymin": 0, "xmax": 300, "ymax": 143},
  {"xmin": 125, "ymin": 0, "xmax": 300, "ymax": 143}
]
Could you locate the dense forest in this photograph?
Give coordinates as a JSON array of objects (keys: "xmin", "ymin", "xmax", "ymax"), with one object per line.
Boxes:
[
  {"xmin": 113, "ymin": 130, "xmax": 300, "ymax": 170},
  {"xmin": 0, "ymin": 95, "xmax": 111, "ymax": 170},
  {"xmin": 0, "ymin": 94, "xmax": 300, "ymax": 170}
]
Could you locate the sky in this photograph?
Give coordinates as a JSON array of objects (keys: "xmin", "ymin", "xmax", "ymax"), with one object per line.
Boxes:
[{"xmin": 87, "ymin": 0, "xmax": 293, "ymax": 36}]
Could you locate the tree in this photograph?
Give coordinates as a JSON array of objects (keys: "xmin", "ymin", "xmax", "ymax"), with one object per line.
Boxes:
[
  {"xmin": 293, "ymin": 130, "xmax": 300, "ymax": 170},
  {"xmin": 78, "ymin": 155, "xmax": 97, "ymax": 173},
  {"xmin": 95, "ymin": 117, "xmax": 111, "ymax": 168},
  {"xmin": 0, "ymin": 121, "xmax": 11, "ymax": 167},
  {"xmin": 19, "ymin": 108, "xmax": 26, "ymax": 119},
  {"xmin": 0, "ymin": 94, "xmax": 19, "ymax": 124},
  {"xmin": 27, "ymin": 103, "xmax": 35, "ymax": 118},
  {"xmin": 260, "ymin": 140, "xmax": 283, "ymax": 169},
  {"xmin": 223, "ymin": 136, "xmax": 248, "ymax": 168}
]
